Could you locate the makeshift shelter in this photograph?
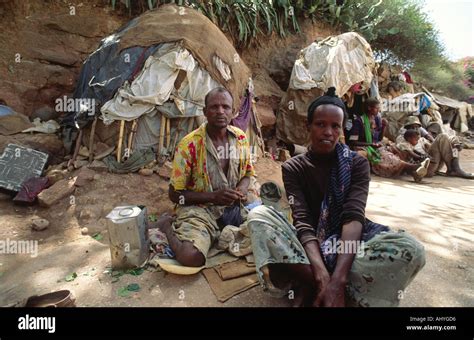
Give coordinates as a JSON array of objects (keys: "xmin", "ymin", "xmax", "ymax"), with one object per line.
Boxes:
[
  {"xmin": 62, "ymin": 4, "xmax": 263, "ymax": 171},
  {"xmin": 277, "ymin": 32, "xmax": 377, "ymax": 145},
  {"xmin": 425, "ymin": 92, "xmax": 473, "ymax": 133},
  {"xmin": 381, "ymin": 92, "xmax": 436, "ymax": 142}
]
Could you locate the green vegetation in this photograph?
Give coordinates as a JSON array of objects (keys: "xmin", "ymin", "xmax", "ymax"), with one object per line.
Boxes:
[{"xmin": 109, "ymin": 0, "xmax": 473, "ymax": 100}]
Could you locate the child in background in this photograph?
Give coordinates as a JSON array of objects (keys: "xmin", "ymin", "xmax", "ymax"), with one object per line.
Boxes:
[{"xmin": 396, "ymin": 129, "xmax": 429, "ymax": 163}]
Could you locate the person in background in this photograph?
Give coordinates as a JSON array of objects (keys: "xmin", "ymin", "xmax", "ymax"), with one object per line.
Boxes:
[
  {"xmin": 347, "ymin": 98, "xmax": 428, "ymax": 181},
  {"xmin": 396, "ymin": 129, "xmax": 430, "ymax": 164},
  {"xmin": 396, "ymin": 116, "xmax": 474, "ymax": 179}
]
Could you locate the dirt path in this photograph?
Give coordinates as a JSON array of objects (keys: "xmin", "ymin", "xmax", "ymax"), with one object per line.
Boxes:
[{"xmin": 0, "ymin": 151, "xmax": 473, "ymax": 307}]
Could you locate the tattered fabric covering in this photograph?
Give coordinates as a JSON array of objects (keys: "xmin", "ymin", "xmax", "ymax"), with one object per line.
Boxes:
[
  {"xmin": 288, "ymin": 32, "xmax": 376, "ymax": 96},
  {"xmin": 117, "ymin": 4, "xmax": 250, "ymax": 113},
  {"xmin": 431, "ymin": 94, "xmax": 466, "ymax": 109},
  {"xmin": 428, "ymin": 93, "xmax": 472, "ymax": 133},
  {"xmin": 100, "ymin": 42, "xmax": 221, "ymax": 123},
  {"xmin": 276, "ymin": 87, "xmax": 324, "ymax": 145},
  {"xmin": 381, "ymin": 93, "xmax": 429, "ymax": 142}
]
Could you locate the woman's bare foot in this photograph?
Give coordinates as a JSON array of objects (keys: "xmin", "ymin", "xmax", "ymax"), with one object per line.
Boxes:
[{"xmin": 291, "ymin": 284, "xmax": 314, "ymax": 307}]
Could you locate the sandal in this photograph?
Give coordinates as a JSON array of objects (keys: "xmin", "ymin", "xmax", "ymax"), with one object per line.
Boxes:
[{"xmin": 413, "ymin": 158, "xmax": 430, "ymax": 182}]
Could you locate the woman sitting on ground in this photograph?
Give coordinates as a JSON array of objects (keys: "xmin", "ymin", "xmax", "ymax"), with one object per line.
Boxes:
[
  {"xmin": 347, "ymin": 97, "xmax": 429, "ymax": 181},
  {"xmin": 247, "ymin": 87, "xmax": 426, "ymax": 307}
]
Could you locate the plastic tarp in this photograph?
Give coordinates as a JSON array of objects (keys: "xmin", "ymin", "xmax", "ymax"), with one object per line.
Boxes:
[
  {"xmin": 101, "ymin": 43, "xmax": 221, "ymax": 124},
  {"xmin": 62, "ymin": 19, "xmax": 162, "ymax": 129},
  {"xmin": 381, "ymin": 93, "xmax": 431, "ymax": 142},
  {"xmin": 276, "ymin": 87, "xmax": 324, "ymax": 145},
  {"xmin": 278, "ymin": 32, "xmax": 376, "ymax": 145},
  {"xmin": 62, "ymin": 4, "xmax": 252, "ymax": 156},
  {"xmin": 117, "ymin": 4, "xmax": 250, "ymax": 113},
  {"xmin": 288, "ymin": 32, "xmax": 376, "ymax": 95},
  {"xmin": 0, "ymin": 105, "xmax": 14, "ymax": 117},
  {"xmin": 60, "ymin": 4, "xmax": 264, "ymax": 167},
  {"xmin": 430, "ymin": 94, "xmax": 472, "ymax": 133}
]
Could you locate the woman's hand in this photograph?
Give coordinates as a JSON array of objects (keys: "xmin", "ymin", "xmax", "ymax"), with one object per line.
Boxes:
[
  {"xmin": 312, "ymin": 265, "xmax": 331, "ymax": 301},
  {"xmin": 313, "ymin": 276, "xmax": 346, "ymax": 307}
]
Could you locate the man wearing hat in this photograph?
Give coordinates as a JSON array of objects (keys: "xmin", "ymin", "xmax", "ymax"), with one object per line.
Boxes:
[{"xmin": 397, "ymin": 116, "xmax": 473, "ymax": 179}]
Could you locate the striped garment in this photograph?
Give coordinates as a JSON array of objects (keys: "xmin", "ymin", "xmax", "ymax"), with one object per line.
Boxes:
[{"xmin": 317, "ymin": 143, "xmax": 390, "ymax": 272}]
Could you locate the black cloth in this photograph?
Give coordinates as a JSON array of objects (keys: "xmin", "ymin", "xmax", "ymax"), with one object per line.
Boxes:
[{"xmin": 307, "ymin": 87, "xmax": 347, "ymax": 122}]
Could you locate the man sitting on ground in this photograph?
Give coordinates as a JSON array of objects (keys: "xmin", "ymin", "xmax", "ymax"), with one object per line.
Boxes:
[
  {"xmin": 159, "ymin": 87, "xmax": 255, "ymax": 267},
  {"xmin": 397, "ymin": 116, "xmax": 473, "ymax": 179}
]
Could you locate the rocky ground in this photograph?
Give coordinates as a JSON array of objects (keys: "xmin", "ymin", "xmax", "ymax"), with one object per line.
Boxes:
[
  {"xmin": 0, "ymin": 150, "xmax": 472, "ymax": 307},
  {"xmin": 0, "ymin": 0, "xmax": 472, "ymax": 309}
]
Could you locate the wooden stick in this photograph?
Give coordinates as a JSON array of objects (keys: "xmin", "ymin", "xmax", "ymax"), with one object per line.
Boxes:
[
  {"xmin": 158, "ymin": 114, "xmax": 166, "ymax": 157},
  {"xmin": 88, "ymin": 117, "xmax": 98, "ymax": 163},
  {"xmin": 170, "ymin": 118, "xmax": 183, "ymax": 154},
  {"xmin": 165, "ymin": 116, "xmax": 171, "ymax": 150},
  {"xmin": 68, "ymin": 129, "xmax": 83, "ymax": 168},
  {"xmin": 117, "ymin": 120, "xmax": 125, "ymax": 163},
  {"xmin": 127, "ymin": 120, "xmax": 138, "ymax": 155},
  {"xmin": 186, "ymin": 117, "xmax": 194, "ymax": 134},
  {"xmin": 251, "ymin": 100, "xmax": 266, "ymax": 155}
]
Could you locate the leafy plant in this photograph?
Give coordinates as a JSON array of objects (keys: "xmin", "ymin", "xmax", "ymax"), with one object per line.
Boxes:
[
  {"xmin": 92, "ymin": 232, "xmax": 103, "ymax": 241},
  {"xmin": 65, "ymin": 272, "xmax": 78, "ymax": 282}
]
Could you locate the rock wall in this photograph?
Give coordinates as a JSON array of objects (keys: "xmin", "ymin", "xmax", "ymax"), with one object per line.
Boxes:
[
  {"xmin": 0, "ymin": 0, "xmax": 125, "ymax": 118},
  {"xmin": 0, "ymin": 0, "xmax": 338, "ymax": 133}
]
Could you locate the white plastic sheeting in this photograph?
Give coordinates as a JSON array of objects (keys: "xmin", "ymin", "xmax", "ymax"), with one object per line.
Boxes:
[
  {"xmin": 288, "ymin": 32, "xmax": 376, "ymax": 96},
  {"xmin": 101, "ymin": 42, "xmax": 222, "ymax": 124}
]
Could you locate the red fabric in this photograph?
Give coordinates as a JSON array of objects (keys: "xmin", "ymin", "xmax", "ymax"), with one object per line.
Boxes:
[
  {"xmin": 402, "ymin": 71, "xmax": 413, "ymax": 84},
  {"xmin": 13, "ymin": 177, "xmax": 50, "ymax": 204},
  {"xmin": 350, "ymin": 83, "xmax": 362, "ymax": 93}
]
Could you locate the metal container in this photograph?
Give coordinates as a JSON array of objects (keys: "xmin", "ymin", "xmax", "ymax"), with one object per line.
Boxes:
[{"xmin": 106, "ymin": 205, "xmax": 149, "ymax": 270}]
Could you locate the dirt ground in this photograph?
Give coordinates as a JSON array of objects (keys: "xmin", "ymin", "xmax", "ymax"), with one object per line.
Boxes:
[{"xmin": 0, "ymin": 151, "xmax": 473, "ymax": 307}]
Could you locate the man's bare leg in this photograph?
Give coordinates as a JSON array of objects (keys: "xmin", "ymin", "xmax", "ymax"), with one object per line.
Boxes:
[{"xmin": 156, "ymin": 215, "xmax": 206, "ymax": 267}]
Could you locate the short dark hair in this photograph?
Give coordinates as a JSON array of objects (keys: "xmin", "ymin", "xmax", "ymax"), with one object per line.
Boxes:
[
  {"xmin": 404, "ymin": 129, "xmax": 420, "ymax": 140},
  {"xmin": 387, "ymin": 81, "xmax": 402, "ymax": 92},
  {"xmin": 366, "ymin": 97, "xmax": 380, "ymax": 110},
  {"xmin": 204, "ymin": 87, "xmax": 233, "ymax": 107}
]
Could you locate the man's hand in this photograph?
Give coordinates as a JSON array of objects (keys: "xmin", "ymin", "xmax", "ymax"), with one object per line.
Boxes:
[
  {"xmin": 212, "ymin": 188, "xmax": 243, "ymax": 206},
  {"xmin": 235, "ymin": 176, "xmax": 250, "ymax": 204},
  {"xmin": 313, "ymin": 277, "xmax": 346, "ymax": 307},
  {"xmin": 235, "ymin": 185, "xmax": 248, "ymax": 204}
]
